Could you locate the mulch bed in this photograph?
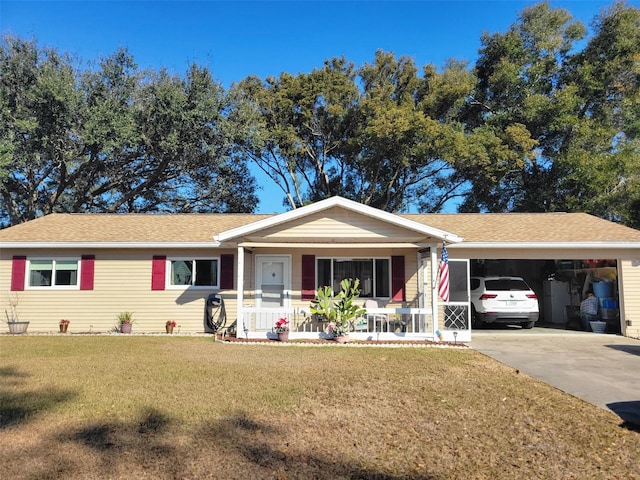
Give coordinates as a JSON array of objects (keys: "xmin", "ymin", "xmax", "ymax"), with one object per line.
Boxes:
[{"xmin": 215, "ymin": 333, "xmax": 468, "ymax": 347}]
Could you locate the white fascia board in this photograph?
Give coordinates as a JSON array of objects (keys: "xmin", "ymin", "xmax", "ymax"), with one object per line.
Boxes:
[
  {"xmin": 238, "ymin": 242, "xmax": 432, "ymax": 249},
  {"xmin": 0, "ymin": 242, "xmax": 221, "ymax": 249},
  {"xmin": 449, "ymin": 242, "xmax": 640, "ymax": 250},
  {"xmin": 215, "ymin": 196, "xmax": 463, "ymax": 243}
]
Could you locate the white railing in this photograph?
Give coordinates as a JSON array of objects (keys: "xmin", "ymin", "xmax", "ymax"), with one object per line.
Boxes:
[{"xmin": 240, "ymin": 307, "xmax": 434, "ymax": 340}]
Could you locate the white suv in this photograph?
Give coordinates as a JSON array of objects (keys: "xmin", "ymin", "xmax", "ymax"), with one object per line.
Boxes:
[{"xmin": 470, "ymin": 276, "xmax": 539, "ymax": 329}]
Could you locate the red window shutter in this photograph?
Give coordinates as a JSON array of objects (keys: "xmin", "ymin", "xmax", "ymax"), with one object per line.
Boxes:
[
  {"xmin": 151, "ymin": 256, "xmax": 166, "ymax": 291},
  {"xmin": 80, "ymin": 255, "xmax": 95, "ymax": 290},
  {"xmin": 391, "ymin": 255, "xmax": 405, "ymax": 302},
  {"xmin": 11, "ymin": 256, "xmax": 27, "ymax": 291},
  {"xmin": 301, "ymin": 255, "xmax": 316, "ymax": 300},
  {"xmin": 220, "ymin": 254, "xmax": 234, "ymax": 289}
]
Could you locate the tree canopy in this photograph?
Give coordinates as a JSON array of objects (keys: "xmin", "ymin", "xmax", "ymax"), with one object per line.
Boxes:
[
  {"xmin": 458, "ymin": 1, "xmax": 640, "ymax": 228},
  {"xmin": 2, "ymin": 1, "xmax": 639, "ymax": 227},
  {"xmin": 0, "ymin": 38, "xmax": 258, "ymax": 226}
]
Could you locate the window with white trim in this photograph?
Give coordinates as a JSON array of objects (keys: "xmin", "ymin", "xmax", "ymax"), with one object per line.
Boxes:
[
  {"xmin": 28, "ymin": 259, "xmax": 79, "ymax": 288},
  {"xmin": 169, "ymin": 258, "xmax": 219, "ymax": 288},
  {"xmin": 317, "ymin": 258, "xmax": 390, "ymax": 298}
]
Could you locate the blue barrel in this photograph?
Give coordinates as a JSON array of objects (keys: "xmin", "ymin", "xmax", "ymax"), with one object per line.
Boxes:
[{"xmin": 593, "ymin": 281, "xmax": 613, "ymax": 298}]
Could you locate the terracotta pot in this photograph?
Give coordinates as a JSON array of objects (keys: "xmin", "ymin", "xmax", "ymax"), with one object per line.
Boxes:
[
  {"xmin": 59, "ymin": 323, "xmax": 68, "ymax": 333},
  {"xmin": 120, "ymin": 323, "xmax": 132, "ymax": 334},
  {"xmin": 277, "ymin": 331, "xmax": 289, "ymax": 342},
  {"xmin": 166, "ymin": 325, "xmax": 174, "ymax": 334},
  {"xmin": 334, "ymin": 334, "xmax": 349, "ymax": 344}
]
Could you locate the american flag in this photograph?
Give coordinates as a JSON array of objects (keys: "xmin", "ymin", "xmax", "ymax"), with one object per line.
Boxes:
[{"xmin": 438, "ymin": 244, "xmax": 449, "ymax": 302}]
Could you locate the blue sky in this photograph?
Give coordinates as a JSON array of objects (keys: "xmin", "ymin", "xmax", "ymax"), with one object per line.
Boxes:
[{"xmin": 2, "ymin": 0, "xmax": 634, "ymax": 213}]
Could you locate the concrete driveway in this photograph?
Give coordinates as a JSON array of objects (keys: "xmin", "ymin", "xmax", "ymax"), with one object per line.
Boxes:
[{"xmin": 469, "ymin": 327, "xmax": 640, "ymax": 427}]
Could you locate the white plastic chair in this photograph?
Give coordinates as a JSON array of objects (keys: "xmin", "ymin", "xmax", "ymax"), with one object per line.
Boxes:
[{"xmin": 365, "ymin": 299, "xmax": 388, "ymax": 332}]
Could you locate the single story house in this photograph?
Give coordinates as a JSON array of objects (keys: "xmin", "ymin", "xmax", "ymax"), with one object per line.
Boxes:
[{"xmin": 1, "ymin": 196, "xmax": 640, "ymax": 341}]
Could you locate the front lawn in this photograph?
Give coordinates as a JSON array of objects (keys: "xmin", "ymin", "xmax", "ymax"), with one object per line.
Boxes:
[{"xmin": 0, "ymin": 337, "xmax": 638, "ymax": 479}]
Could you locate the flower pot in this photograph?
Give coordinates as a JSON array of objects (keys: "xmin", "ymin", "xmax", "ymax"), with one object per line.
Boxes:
[
  {"xmin": 277, "ymin": 331, "xmax": 289, "ymax": 342},
  {"xmin": 334, "ymin": 334, "xmax": 349, "ymax": 344},
  {"xmin": 166, "ymin": 325, "xmax": 174, "ymax": 334},
  {"xmin": 120, "ymin": 323, "xmax": 132, "ymax": 334},
  {"xmin": 59, "ymin": 323, "xmax": 68, "ymax": 333},
  {"xmin": 8, "ymin": 321, "xmax": 29, "ymax": 334}
]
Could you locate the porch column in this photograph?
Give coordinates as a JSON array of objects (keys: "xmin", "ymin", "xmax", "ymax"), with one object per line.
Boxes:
[
  {"xmin": 431, "ymin": 246, "xmax": 439, "ymax": 336},
  {"xmin": 236, "ymin": 245, "xmax": 245, "ymax": 335}
]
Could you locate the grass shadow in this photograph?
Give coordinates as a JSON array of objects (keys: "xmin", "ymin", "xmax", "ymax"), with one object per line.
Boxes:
[
  {"xmin": 54, "ymin": 407, "xmax": 183, "ymax": 477},
  {"xmin": 66, "ymin": 407, "xmax": 173, "ymax": 453},
  {"xmin": 0, "ymin": 407, "xmax": 440, "ymax": 479},
  {"xmin": 0, "ymin": 367, "xmax": 77, "ymax": 429},
  {"xmin": 195, "ymin": 411, "xmax": 439, "ymax": 479}
]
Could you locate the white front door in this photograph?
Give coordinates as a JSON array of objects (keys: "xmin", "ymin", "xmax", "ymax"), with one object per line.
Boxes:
[{"xmin": 256, "ymin": 255, "xmax": 291, "ymax": 308}]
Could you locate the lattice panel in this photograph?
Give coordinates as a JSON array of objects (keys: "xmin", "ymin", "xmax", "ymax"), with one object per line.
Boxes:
[{"xmin": 443, "ymin": 305, "xmax": 469, "ymax": 330}]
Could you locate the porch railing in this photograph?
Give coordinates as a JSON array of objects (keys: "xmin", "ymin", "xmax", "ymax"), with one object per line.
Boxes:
[{"xmin": 240, "ymin": 307, "xmax": 433, "ymax": 339}]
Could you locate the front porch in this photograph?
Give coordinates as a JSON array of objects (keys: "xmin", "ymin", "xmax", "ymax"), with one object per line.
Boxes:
[{"xmin": 238, "ymin": 305, "xmax": 469, "ymax": 342}]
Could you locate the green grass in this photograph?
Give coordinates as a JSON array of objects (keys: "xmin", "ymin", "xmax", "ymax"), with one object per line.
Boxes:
[{"xmin": 1, "ymin": 336, "xmax": 638, "ymax": 479}]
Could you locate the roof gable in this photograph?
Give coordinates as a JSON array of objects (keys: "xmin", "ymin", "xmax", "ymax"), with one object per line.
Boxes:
[{"xmin": 216, "ymin": 196, "xmax": 462, "ymax": 243}]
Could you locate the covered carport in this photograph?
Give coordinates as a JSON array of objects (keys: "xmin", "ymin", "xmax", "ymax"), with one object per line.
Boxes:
[
  {"xmin": 412, "ymin": 212, "xmax": 640, "ymax": 339},
  {"xmin": 468, "ymin": 257, "xmax": 619, "ymax": 332}
]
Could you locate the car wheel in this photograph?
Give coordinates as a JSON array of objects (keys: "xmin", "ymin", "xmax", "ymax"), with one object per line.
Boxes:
[
  {"xmin": 521, "ymin": 321, "xmax": 535, "ymax": 329},
  {"xmin": 471, "ymin": 306, "xmax": 483, "ymax": 329}
]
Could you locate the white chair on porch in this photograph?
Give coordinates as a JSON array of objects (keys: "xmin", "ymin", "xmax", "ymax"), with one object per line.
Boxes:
[{"xmin": 365, "ymin": 299, "xmax": 388, "ymax": 332}]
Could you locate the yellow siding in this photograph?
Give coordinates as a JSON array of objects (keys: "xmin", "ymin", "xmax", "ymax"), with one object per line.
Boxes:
[
  {"xmin": 0, "ymin": 248, "xmax": 238, "ymax": 334},
  {"xmin": 620, "ymin": 259, "xmax": 640, "ymax": 338},
  {"xmin": 257, "ymin": 207, "xmax": 423, "ymax": 241},
  {"xmin": 1, "ymin": 247, "xmax": 422, "ymax": 334}
]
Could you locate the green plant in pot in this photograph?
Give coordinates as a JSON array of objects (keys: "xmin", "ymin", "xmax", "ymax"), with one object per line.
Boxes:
[
  {"xmin": 117, "ymin": 311, "xmax": 134, "ymax": 333},
  {"xmin": 310, "ymin": 278, "xmax": 365, "ymax": 340}
]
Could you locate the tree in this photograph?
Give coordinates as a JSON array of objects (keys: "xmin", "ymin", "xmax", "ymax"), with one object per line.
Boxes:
[
  {"xmin": 457, "ymin": 1, "xmax": 640, "ymax": 228},
  {"xmin": 0, "ymin": 36, "xmax": 83, "ymax": 226},
  {"xmin": 457, "ymin": 1, "xmax": 586, "ymax": 213},
  {"xmin": 232, "ymin": 51, "xmax": 475, "ymax": 212},
  {"xmin": 351, "ymin": 52, "xmax": 474, "ymax": 212},
  {"xmin": 0, "ymin": 37, "xmax": 257, "ymax": 226},
  {"xmin": 558, "ymin": 2, "xmax": 640, "ymax": 227},
  {"xmin": 230, "ymin": 57, "xmax": 360, "ymax": 209}
]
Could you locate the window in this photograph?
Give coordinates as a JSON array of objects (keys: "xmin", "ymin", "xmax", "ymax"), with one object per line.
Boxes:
[
  {"xmin": 317, "ymin": 258, "xmax": 390, "ymax": 298},
  {"xmin": 169, "ymin": 258, "xmax": 219, "ymax": 288},
  {"xmin": 28, "ymin": 259, "xmax": 79, "ymax": 288}
]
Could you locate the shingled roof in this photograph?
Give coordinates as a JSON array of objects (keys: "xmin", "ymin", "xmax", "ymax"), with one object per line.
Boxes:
[
  {"xmin": 0, "ymin": 210, "xmax": 639, "ymax": 244},
  {"xmin": 401, "ymin": 213, "xmax": 640, "ymax": 243},
  {"xmin": 0, "ymin": 213, "xmax": 272, "ymax": 243}
]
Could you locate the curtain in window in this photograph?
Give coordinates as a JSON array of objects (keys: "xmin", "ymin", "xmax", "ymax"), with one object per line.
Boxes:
[
  {"xmin": 333, "ymin": 259, "xmax": 374, "ymax": 296},
  {"xmin": 29, "ymin": 260, "xmax": 53, "ymax": 286}
]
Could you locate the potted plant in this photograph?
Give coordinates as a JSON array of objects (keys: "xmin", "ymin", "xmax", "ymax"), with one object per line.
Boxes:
[
  {"xmin": 4, "ymin": 291, "xmax": 29, "ymax": 334},
  {"xmin": 274, "ymin": 317, "xmax": 289, "ymax": 341},
  {"xmin": 117, "ymin": 311, "xmax": 134, "ymax": 333},
  {"xmin": 165, "ymin": 320, "xmax": 177, "ymax": 334},
  {"xmin": 59, "ymin": 319, "xmax": 70, "ymax": 333},
  {"xmin": 310, "ymin": 278, "xmax": 365, "ymax": 343}
]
